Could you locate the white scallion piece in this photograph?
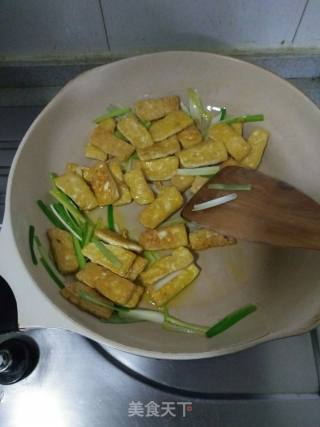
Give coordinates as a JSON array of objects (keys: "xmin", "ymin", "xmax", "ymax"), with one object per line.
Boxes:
[
  {"xmin": 192, "ymin": 193, "xmax": 238, "ymax": 211},
  {"xmin": 177, "ymin": 166, "xmax": 220, "ymax": 176}
]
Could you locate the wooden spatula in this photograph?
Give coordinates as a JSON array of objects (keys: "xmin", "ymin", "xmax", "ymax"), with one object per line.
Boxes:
[{"xmin": 182, "ymin": 166, "xmax": 320, "ymax": 250}]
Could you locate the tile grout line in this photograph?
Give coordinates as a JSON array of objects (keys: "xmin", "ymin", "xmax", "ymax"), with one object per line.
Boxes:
[
  {"xmin": 291, "ymin": 0, "xmax": 310, "ymax": 43},
  {"xmin": 98, "ymin": 0, "xmax": 111, "ymax": 51}
]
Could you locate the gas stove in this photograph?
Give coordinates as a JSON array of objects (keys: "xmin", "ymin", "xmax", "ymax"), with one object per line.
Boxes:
[{"xmin": 0, "ymin": 57, "xmax": 320, "ymax": 426}]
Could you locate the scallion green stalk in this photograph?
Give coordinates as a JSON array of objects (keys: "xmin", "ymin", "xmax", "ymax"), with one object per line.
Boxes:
[
  {"xmin": 177, "ymin": 166, "xmax": 220, "ymax": 176},
  {"xmin": 94, "ymin": 107, "xmax": 131, "ymax": 124},
  {"xmin": 220, "ymin": 114, "xmax": 264, "ymax": 125},
  {"xmin": 37, "ymin": 200, "xmax": 65, "ymax": 229},
  {"xmin": 206, "ymin": 304, "xmax": 257, "ymax": 337},
  {"xmin": 92, "ymin": 237, "xmax": 122, "ymax": 268},
  {"xmin": 208, "ymin": 183, "xmax": 252, "ymax": 191},
  {"xmin": 72, "ymin": 235, "xmax": 87, "ymax": 269},
  {"xmin": 50, "ymin": 204, "xmax": 82, "ymax": 241},
  {"xmin": 107, "ymin": 205, "xmax": 115, "ymax": 231},
  {"xmin": 33, "ymin": 234, "xmax": 65, "ymax": 289},
  {"xmin": 50, "ymin": 188, "xmax": 86, "ymax": 225},
  {"xmin": 142, "ymin": 250, "xmax": 161, "ymax": 264}
]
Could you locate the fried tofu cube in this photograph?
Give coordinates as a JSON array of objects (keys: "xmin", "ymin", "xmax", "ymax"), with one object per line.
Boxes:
[
  {"xmin": 141, "ymin": 156, "xmax": 179, "ymax": 181},
  {"xmin": 190, "ymin": 176, "xmax": 209, "ymax": 194},
  {"xmin": 209, "ymin": 123, "xmax": 250, "ymax": 161},
  {"xmin": 47, "ymin": 228, "xmax": 79, "ymax": 274},
  {"xmin": 139, "ymin": 224, "xmax": 188, "ymax": 250},
  {"xmin": 90, "ymin": 162, "xmax": 119, "ymax": 206},
  {"xmin": 150, "ymin": 111, "xmax": 193, "ymax": 141},
  {"xmin": 95, "ymin": 118, "xmax": 116, "ymax": 133},
  {"xmin": 85, "ymin": 144, "xmax": 108, "ymax": 161},
  {"xmin": 148, "ymin": 263, "xmax": 199, "ymax": 307},
  {"xmin": 171, "ymin": 174, "xmax": 194, "ymax": 192},
  {"xmin": 177, "ymin": 125, "xmax": 202, "ymax": 148},
  {"xmin": 140, "ymin": 247, "xmax": 194, "ymax": 286},
  {"xmin": 177, "ymin": 140, "xmax": 227, "ymax": 168},
  {"xmin": 124, "ymin": 285, "xmax": 144, "ymax": 308},
  {"xmin": 189, "ymin": 228, "xmax": 237, "ymax": 250},
  {"xmin": 90, "ymin": 127, "xmax": 134, "ymax": 161},
  {"xmin": 108, "ymin": 160, "xmax": 132, "ymax": 206},
  {"xmin": 231, "ymin": 122, "xmax": 243, "ymax": 136},
  {"xmin": 241, "ymin": 128, "xmax": 269, "ymax": 169},
  {"xmin": 221, "ymin": 157, "xmax": 240, "ymax": 169},
  {"xmin": 126, "ymin": 256, "xmax": 148, "ymax": 281},
  {"xmin": 66, "ymin": 162, "xmax": 83, "ymax": 176},
  {"xmin": 117, "ymin": 115, "xmax": 153, "ymax": 148},
  {"xmin": 137, "ymin": 136, "xmax": 180, "ymax": 160},
  {"xmin": 77, "ymin": 262, "xmax": 135, "ymax": 305},
  {"xmin": 82, "ymin": 242, "xmax": 136, "ymax": 277},
  {"xmin": 55, "ymin": 172, "xmax": 98, "ymax": 210},
  {"xmin": 139, "ymin": 186, "xmax": 183, "ymax": 229},
  {"xmin": 124, "ymin": 169, "xmax": 155, "ymax": 205},
  {"xmin": 95, "ymin": 228, "xmax": 142, "ymax": 252},
  {"xmin": 61, "ymin": 281, "xmax": 113, "ymax": 319},
  {"xmin": 134, "ymin": 96, "xmax": 180, "ymax": 121}
]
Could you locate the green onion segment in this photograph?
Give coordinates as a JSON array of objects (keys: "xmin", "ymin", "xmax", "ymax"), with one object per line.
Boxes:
[
  {"xmin": 94, "ymin": 107, "xmax": 131, "ymax": 124},
  {"xmin": 177, "ymin": 166, "xmax": 220, "ymax": 176},
  {"xmin": 208, "ymin": 183, "xmax": 252, "ymax": 191},
  {"xmin": 92, "ymin": 237, "xmax": 122, "ymax": 268},
  {"xmin": 192, "ymin": 193, "xmax": 238, "ymax": 211},
  {"xmin": 107, "ymin": 205, "xmax": 115, "ymax": 231},
  {"xmin": 80, "ymin": 291, "xmax": 257, "ymax": 338}
]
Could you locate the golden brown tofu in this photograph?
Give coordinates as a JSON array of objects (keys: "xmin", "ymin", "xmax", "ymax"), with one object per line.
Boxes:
[
  {"xmin": 209, "ymin": 123, "xmax": 250, "ymax": 161},
  {"xmin": 124, "ymin": 169, "xmax": 155, "ymax": 205},
  {"xmin": 189, "ymin": 228, "xmax": 237, "ymax": 250},
  {"xmin": 137, "ymin": 136, "xmax": 180, "ymax": 160},
  {"xmin": 171, "ymin": 174, "xmax": 194, "ymax": 192},
  {"xmin": 141, "ymin": 156, "xmax": 179, "ymax": 181},
  {"xmin": 177, "ymin": 140, "xmax": 227, "ymax": 168},
  {"xmin": 61, "ymin": 281, "xmax": 113, "ymax": 319},
  {"xmin": 90, "ymin": 127, "xmax": 134, "ymax": 161},
  {"xmin": 149, "ymin": 111, "xmax": 193, "ymax": 142},
  {"xmin": 82, "ymin": 242, "xmax": 136, "ymax": 277},
  {"xmin": 66, "ymin": 162, "xmax": 83, "ymax": 176},
  {"xmin": 139, "ymin": 186, "xmax": 183, "ymax": 229},
  {"xmin": 124, "ymin": 285, "xmax": 144, "ymax": 308},
  {"xmin": 95, "ymin": 228, "xmax": 142, "ymax": 252},
  {"xmin": 77, "ymin": 262, "xmax": 135, "ymax": 305},
  {"xmin": 85, "ymin": 144, "xmax": 108, "ymax": 161},
  {"xmin": 139, "ymin": 224, "xmax": 188, "ymax": 250},
  {"xmin": 117, "ymin": 115, "xmax": 153, "ymax": 148},
  {"xmin": 140, "ymin": 247, "xmax": 194, "ymax": 286},
  {"xmin": 108, "ymin": 160, "xmax": 132, "ymax": 206},
  {"xmin": 148, "ymin": 263, "xmax": 199, "ymax": 307},
  {"xmin": 95, "ymin": 118, "xmax": 116, "ymax": 133},
  {"xmin": 241, "ymin": 128, "xmax": 269, "ymax": 169},
  {"xmin": 90, "ymin": 162, "xmax": 119, "ymax": 206},
  {"xmin": 126, "ymin": 256, "xmax": 148, "ymax": 281},
  {"xmin": 55, "ymin": 172, "xmax": 98, "ymax": 210},
  {"xmin": 190, "ymin": 176, "xmax": 209, "ymax": 194},
  {"xmin": 231, "ymin": 122, "xmax": 243, "ymax": 136},
  {"xmin": 134, "ymin": 96, "xmax": 180, "ymax": 121},
  {"xmin": 221, "ymin": 157, "xmax": 240, "ymax": 169},
  {"xmin": 177, "ymin": 125, "xmax": 202, "ymax": 148},
  {"xmin": 82, "ymin": 166, "xmax": 95, "ymax": 183},
  {"xmin": 47, "ymin": 228, "xmax": 79, "ymax": 274}
]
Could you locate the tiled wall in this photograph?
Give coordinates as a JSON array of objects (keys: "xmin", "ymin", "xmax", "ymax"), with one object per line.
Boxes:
[{"xmin": 0, "ymin": 0, "xmax": 319, "ymax": 58}]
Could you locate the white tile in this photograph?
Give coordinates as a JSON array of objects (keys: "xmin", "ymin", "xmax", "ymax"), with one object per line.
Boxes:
[
  {"xmin": 101, "ymin": 0, "xmax": 307, "ymax": 50},
  {"xmin": 293, "ymin": 0, "xmax": 320, "ymax": 46},
  {"xmin": 0, "ymin": 0, "xmax": 108, "ymax": 56}
]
